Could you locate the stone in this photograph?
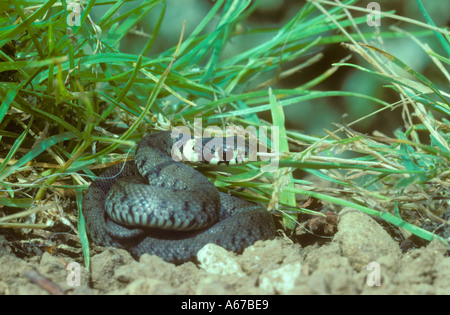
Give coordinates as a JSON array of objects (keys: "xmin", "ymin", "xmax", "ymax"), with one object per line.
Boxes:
[
  {"xmin": 335, "ymin": 207, "xmax": 401, "ymax": 271},
  {"xmin": 259, "ymin": 262, "xmax": 302, "ymax": 294},
  {"xmin": 197, "ymin": 244, "xmax": 245, "ymax": 277}
]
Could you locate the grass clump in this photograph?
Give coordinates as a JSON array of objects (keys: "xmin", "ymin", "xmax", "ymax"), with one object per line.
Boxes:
[{"xmin": 0, "ymin": 0, "xmax": 448, "ymax": 259}]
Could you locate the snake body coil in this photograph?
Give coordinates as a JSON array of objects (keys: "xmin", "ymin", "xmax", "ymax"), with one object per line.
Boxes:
[{"xmin": 82, "ymin": 131, "xmax": 276, "ymax": 264}]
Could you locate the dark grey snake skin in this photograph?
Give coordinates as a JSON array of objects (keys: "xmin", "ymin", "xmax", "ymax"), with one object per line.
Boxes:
[{"xmin": 82, "ymin": 131, "xmax": 276, "ymax": 264}]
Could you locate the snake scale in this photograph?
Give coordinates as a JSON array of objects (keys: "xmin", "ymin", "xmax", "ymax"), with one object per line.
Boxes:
[{"xmin": 82, "ymin": 131, "xmax": 276, "ymax": 264}]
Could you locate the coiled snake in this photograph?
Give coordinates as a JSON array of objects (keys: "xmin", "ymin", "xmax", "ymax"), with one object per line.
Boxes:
[{"xmin": 82, "ymin": 131, "xmax": 276, "ymax": 264}]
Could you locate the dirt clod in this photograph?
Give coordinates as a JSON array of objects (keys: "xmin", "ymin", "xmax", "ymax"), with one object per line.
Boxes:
[{"xmin": 1, "ymin": 209, "xmax": 449, "ymax": 294}]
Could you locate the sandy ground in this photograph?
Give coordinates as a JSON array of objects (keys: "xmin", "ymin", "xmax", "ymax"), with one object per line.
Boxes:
[{"xmin": 0, "ymin": 207, "xmax": 449, "ymax": 295}]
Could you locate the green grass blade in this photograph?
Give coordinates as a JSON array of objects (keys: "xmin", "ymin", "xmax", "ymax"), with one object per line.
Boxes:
[
  {"xmin": 0, "ymin": 132, "xmax": 77, "ymax": 181},
  {"xmin": 76, "ymin": 188, "xmax": 90, "ymax": 269},
  {"xmin": 0, "ymin": 117, "xmax": 32, "ymax": 180},
  {"xmin": 415, "ymin": 0, "xmax": 450, "ymax": 56},
  {"xmin": 0, "ymin": 197, "xmax": 33, "ymax": 208}
]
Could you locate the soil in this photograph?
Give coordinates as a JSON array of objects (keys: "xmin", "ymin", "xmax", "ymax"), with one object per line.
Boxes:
[{"xmin": 0, "ymin": 207, "xmax": 449, "ymax": 295}]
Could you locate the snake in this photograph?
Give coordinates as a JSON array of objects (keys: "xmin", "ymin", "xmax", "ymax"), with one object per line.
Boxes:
[{"xmin": 82, "ymin": 131, "xmax": 276, "ymax": 264}]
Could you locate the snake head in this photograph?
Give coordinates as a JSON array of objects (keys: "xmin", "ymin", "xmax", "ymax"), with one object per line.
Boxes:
[
  {"xmin": 200, "ymin": 136, "xmax": 252, "ymax": 165},
  {"xmin": 170, "ymin": 132, "xmax": 253, "ymax": 165}
]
